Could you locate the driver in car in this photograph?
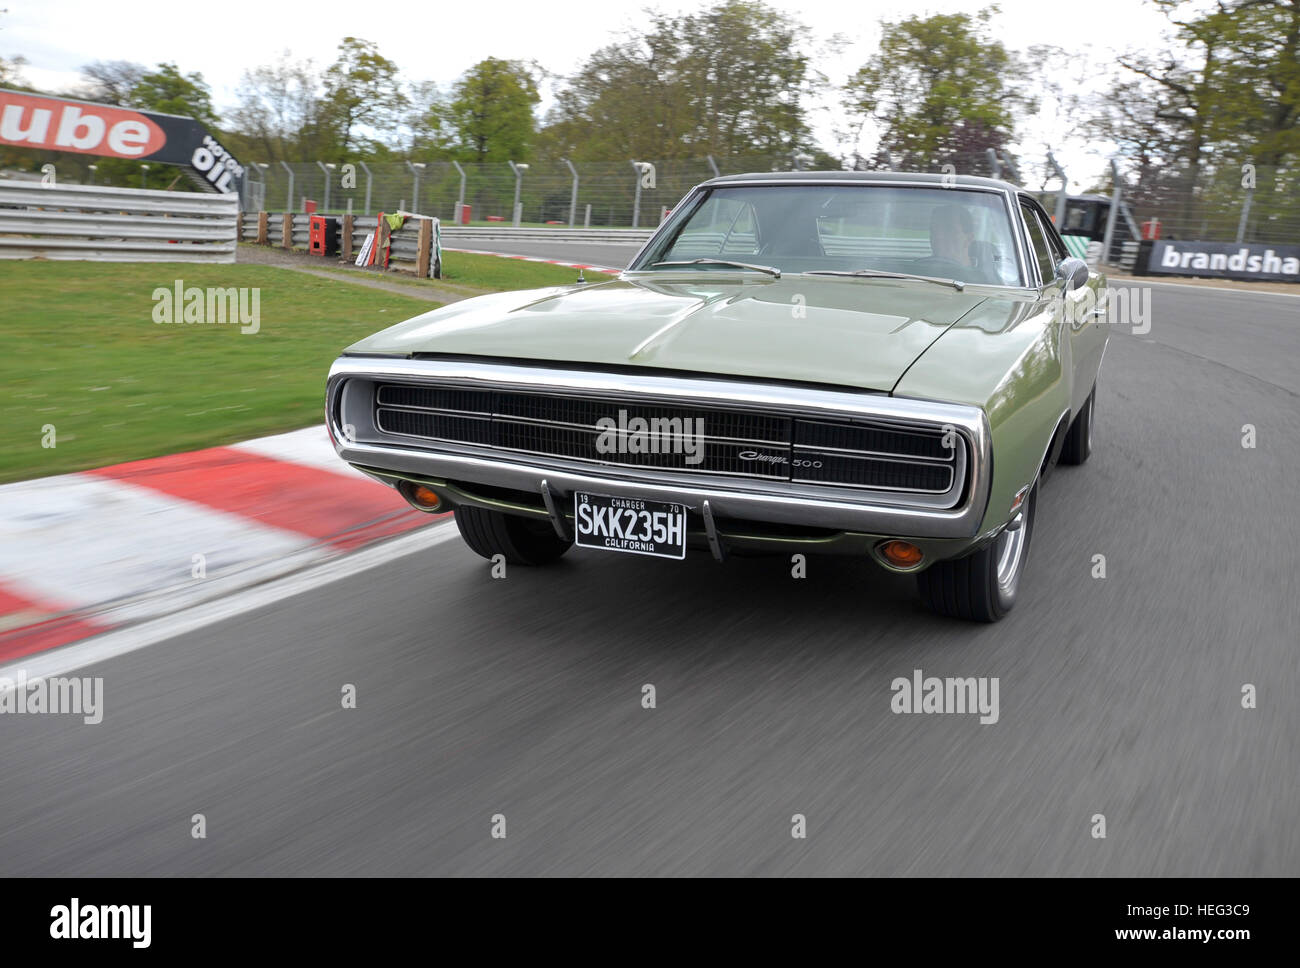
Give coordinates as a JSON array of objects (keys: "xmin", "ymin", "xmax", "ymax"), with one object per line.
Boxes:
[{"xmin": 928, "ymin": 204, "xmax": 976, "ymax": 268}]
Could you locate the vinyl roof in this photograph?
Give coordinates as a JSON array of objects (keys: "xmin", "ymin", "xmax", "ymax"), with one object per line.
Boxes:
[{"xmin": 702, "ymin": 170, "xmax": 1020, "ymax": 192}]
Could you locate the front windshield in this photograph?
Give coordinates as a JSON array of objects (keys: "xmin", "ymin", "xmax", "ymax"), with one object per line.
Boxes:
[{"xmin": 636, "ymin": 183, "xmax": 1025, "ymax": 287}]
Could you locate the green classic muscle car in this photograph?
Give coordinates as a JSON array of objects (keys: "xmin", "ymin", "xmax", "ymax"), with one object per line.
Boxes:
[{"xmin": 327, "ymin": 172, "xmax": 1107, "ymax": 621}]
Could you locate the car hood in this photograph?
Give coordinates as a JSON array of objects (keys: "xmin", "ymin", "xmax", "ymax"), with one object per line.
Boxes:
[{"xmin": 343, "ymin": 274, "xmax": 992, "ymax": 392}]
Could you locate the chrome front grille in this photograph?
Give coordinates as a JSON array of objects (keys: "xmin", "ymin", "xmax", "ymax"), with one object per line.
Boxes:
[{"xmin": 372, "ymin": 381, "xmax": 959, "ymax": 494}]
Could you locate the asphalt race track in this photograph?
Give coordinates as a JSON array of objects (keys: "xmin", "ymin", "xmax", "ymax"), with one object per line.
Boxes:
[
  {"xmin": 2, "ymin": 271, "xmax": 1297, "ymax": 875},
  {"xmin": 450, "ymin": 238, "xmax": 648, "ymax": 273}
]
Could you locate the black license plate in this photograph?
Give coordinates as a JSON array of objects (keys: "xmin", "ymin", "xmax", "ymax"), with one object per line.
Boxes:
[{"xmin": 573, "ymin": 491, "xmax": 687, "ymax": 560}]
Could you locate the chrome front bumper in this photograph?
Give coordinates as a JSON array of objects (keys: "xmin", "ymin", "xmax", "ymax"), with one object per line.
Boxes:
[{"xmin": 326, "ymin": 356, "xmax": 993, "ymax": 540}]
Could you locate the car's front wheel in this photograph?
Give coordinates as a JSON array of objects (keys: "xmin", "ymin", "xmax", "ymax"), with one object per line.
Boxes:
[
  {"xmin": 916, "ymin": 483, "xmax": 1037, "ymax": 622},
  {"xmin": 454, "ymin": 507, "xmax": 572, "ymax": 565},
  {"xmin": 1058, "ymin": 386, "xmax": 1095, "ymax": 465}
]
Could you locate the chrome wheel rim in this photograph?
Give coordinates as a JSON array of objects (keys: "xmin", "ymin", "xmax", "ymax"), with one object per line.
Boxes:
[{"xmin": 995, "ymin": 513, "xmax": 1028, "ymax": 597}]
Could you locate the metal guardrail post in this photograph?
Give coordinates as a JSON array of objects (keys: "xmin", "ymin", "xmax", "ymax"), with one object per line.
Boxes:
[
  {"xmin": 280, "ymin": 161, "xmax": 294, "ymax": 212},
  {"xmin": 1047, "ymin": 151, "xmax": 1068, "ymax": 226},
  {"xmin": 359, "ymin": 161, "xmax": 372, "ymax": 215},
  {"xmin": 562, "ymin": 158, "xmax": 579, "ymax": 228},
  {"xmin": 406, "ymin": 161, "xmax": 425, "ymax": 214},
  {"xmin": 242, "ymin": 163, "xmax": 260, "ymax": 211},
  {"xmin": 1000, "ymin": 152, "xmax": 1021, "ymax": 185},
  {"xmin": 631, "ymin": 160, "xmax": 643, "ymax": 229},
  {"xmin": 452, "ymin": 160, "xmax": 466, "ymax": 224},
  {"xmin": 986, "ymin": 148, "xmax": 1002, "ymax": 179},
  {"xmin": 316, "ymin": 161, "xmax": 333, "ymax": 213},
  {"xmin": 1236, "ymin": 186, "xmax": 1254, "ymax": 243},
  {"xmin": 508, "ymin": 160, "xmax": 528, "ymax": 227},
  {"xmin": 1119, "ymin": 199, "xmax": 1142, "ymax": 241},
  {"xmin": 706, "ymin": 155, "xmax": 720, "ymax": 178},
  {"xmin": 1102, "ymin": 160, "xmax": 1123, "ymax": 264}
]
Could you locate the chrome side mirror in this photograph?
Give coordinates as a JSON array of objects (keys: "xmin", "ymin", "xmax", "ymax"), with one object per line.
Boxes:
[{"xmin": 1055, "ymin": 257, "xmax": 1090, "ymax": 291}]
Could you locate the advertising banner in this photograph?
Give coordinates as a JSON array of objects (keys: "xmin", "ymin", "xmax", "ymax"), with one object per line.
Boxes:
[
  {"xmin": 1148, "ymin": 240, "xmax": 1300, "ymax": 283},
  {"xmin": 0, "ymin": 88, "xmax": 244, "ymax": 195}
]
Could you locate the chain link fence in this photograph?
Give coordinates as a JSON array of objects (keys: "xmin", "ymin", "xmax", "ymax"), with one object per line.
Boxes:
[
  {"xmin": 234, "ymin": 151, "xmax": 1297, "ymax": 246},
  {"xmin": 241, "ymin": 151, "xmax": 1007, "ymax": 227},
  {"xmin": 247, "ymin": 158, "xmax": 726, "ymax": 227},
  {"xmin": 1118, "ymin": 165, "xmax": 1300, "ymax": 245}
]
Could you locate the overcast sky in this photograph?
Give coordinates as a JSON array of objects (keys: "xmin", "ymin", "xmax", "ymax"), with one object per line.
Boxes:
[{"xmin": 4, "ymin": 0, "xmax": 1178, "ymax": 189}]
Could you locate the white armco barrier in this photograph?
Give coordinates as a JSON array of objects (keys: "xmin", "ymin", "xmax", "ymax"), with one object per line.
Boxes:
[{"xmin": 0, "ymin": 180, "xmax": 239, "ymax": 263}]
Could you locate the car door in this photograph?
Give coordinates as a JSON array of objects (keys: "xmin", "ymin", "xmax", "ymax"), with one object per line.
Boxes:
[{"xmin": 1018, "ymin": 196, "xmax": 1106, "ymax": 419}]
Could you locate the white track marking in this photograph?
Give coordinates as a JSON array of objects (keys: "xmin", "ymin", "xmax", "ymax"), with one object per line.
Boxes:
[
  {"xmin": 0, "ymin": 475, "xmax": 320, "ymax": 623},
  {"xmin": 232, "ymin": 425, "xmax": 367, "ymax": 480},
  {"xmin": 1126, "ymin": 279, "xmax": 1300, "ymax": 300},
  {"xmin": 0, "ymin": 520, "xmax": 460, "ymax": 684},
  {"xmin": 442, "ymin": 246, "xmax": 625, "ymax": 273}
]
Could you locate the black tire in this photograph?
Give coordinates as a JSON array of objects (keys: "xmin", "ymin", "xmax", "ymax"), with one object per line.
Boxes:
[
  {"xmin": 1058, "ymin": 386, "xmax": 1095, "ymax": 466},
  {"xmin": 916, "ymin": 483, "xmax": 1037, "ymax": 622},
  {"xmin": 454, "ymin": 506, "xmax": 572, "ymax": 565}
]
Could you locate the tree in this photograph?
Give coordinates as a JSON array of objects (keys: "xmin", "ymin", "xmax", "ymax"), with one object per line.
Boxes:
[
  {"xmin": 1117, "ymin": 6, "xmax": 1231, "ymax": 214},
  {"xmin": 48, "ymin": 61, "xmax": 219, "ymax": 189},
  {"xmin": 131, "ymin": 63, "xmax": 218, "ymax": 125},
  {"xmin": 447, "ymin": 58, "xmax": 539, "ymax": 162},
  {"xmin": 539, "ymin": 38, "xmax": 685, "ymax": 161},
  {"xmin": 77, "ymin": 60, "xmax": 147, "ymax": 105},
  {"xmin": 0, "ymin": 52, "xmax": 26, "ymax": 89},
  {"xmin": 0, "ymin": 8, "xmax": 29, "ymax": 92},
  {"xmin": 319, "ymin": 37, "xmax": 407, "ymax": 159},
  {"xmin": 227, "ymin": 52, "xmax": 325, "ymax": 162},
  {"xmin": 843, "ymin": 6, "xmax": 1034, "ymax": 170},
  {"xmin": 0, "ymin": 54, "xmax": 33, "ymax": 174},
  {"xmin": 1114, "ymin": 0, "xmax": 1300, "ymax": 233},
  {"xmin": 1089, "ymin": 75, "xmax": 1186, "ymax": 210},
  {"xmin": 672, "ymin": 1, "xmax": 814, "ymax": 157},
  {"xmin": 539, "ymin": 0, "xmax": 820, "ymax": 163},
  {"xmin": 1201, "ymin": 0, "xmax": 1300, "ymax": 167},
  {"xmin": 404, "ymin": 79, "xmax": 452, "ymax": 156}
]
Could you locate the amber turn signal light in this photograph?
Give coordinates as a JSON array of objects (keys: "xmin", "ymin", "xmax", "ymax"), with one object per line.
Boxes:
[
  {"xmin": 409, "ymin": 485, "xmax": 442, "ymax": 511},
  {"xmin": 879, "ymin": 540, "xmax": 924, "ymax": 568}
]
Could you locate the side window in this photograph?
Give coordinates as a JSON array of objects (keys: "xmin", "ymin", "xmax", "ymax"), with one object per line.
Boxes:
[
  {"xmin": 1036, "ymin": 206, "xmax": 1069, "ymax": 263},
  {"xmin": 1019, "ymin": 201, "xmax": 1055, "ymax": 285},
  {"xmin": 667, "ymin": 195, "xmax": 758, "ymax": 258},
  {"xmin": 720, "ymin": 202, "xmax": 758, "ymax": 255}
]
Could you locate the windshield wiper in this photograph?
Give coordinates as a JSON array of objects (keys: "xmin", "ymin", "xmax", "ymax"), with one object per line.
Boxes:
[
  {"xmin": 651, "ymin": 258, "xmax": 781, "ymax": 278},
  {"xmin": 805, "ymin": 269, "xmax": 965, "ymax": 291}
]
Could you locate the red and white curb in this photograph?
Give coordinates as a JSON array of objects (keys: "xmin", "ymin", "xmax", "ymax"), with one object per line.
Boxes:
[
  {"xmin": 0, "ymin": 426, "xmax": 443, "ymax": 663},
  {"xmin": 443, "ymin": 246, "xmax": 624, "ymax": 275}
]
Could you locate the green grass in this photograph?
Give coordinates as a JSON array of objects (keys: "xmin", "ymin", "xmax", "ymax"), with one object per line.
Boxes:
[
  {"xmin": 308, "ymin": 250, "xmax": 614, "ymax": 293},
  {"xmin": 2, "ymin": 255, "xmax": 618, "ymax": 483},
  {"xmin": 0, "ymin": 262, "xmax": 436, "ymax": 484}
]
